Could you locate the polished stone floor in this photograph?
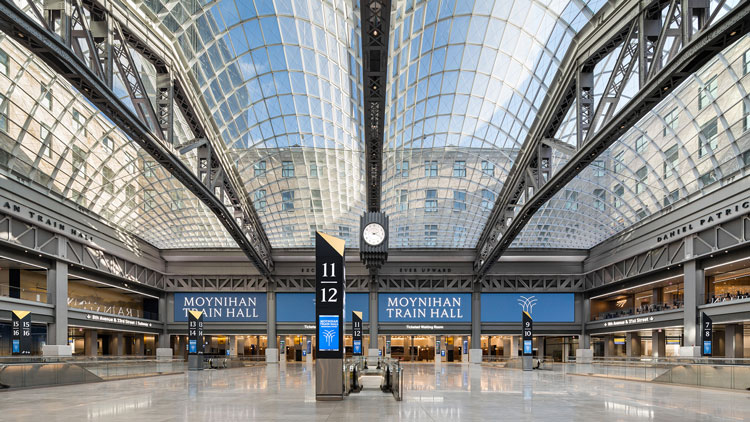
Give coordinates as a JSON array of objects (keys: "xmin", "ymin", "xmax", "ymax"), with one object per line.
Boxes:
[{"xmin": 0, "ymin": 362, "xmax": 748, "ymax": 421}]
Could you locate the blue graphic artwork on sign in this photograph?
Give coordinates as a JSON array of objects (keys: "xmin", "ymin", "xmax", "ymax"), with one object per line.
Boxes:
[
  {"xmin": 524, "ymin": 340, "xmax": 532, "ymax": 355},
  {"xmin": 318, "ymin": 315, "xmax": 340, "ymax": 352},
  {"xmin": 189, "ymin": 340, "xmax": 197, "ymax": 354},
  {"xmin": 463, "ymin": 340, "xmax": 468, "ymax": 352},
  {"xmin": 378, "ymin": 293, "xmax": 471, "ymax": 322},
  {"xmin": 353, "ymin": 340, "xmax": 362, "ymax": 355},
  {"xmin": 480, "ymin": 293, "xmax": 575, "ymax": 322},
  {"xmin": 12, "ymin": 339, "xmax": 19, "ymax": 354},
  {"xmin": 703, "ymin": 341, "xmax": 712, "ymax": 355},
  {"xmin": 174, "ymin": 293, "xmax": 267, "ymax": 322},
  {"xmin": 441, "ymin": 349, "xmax": 445, "ymax": 357},
  {"xmin": 276, "ymin": 293, "xmax": 370, "ymax": 322}
]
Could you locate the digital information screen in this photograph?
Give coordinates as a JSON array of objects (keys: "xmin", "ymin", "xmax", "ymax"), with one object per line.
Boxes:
[
  {"xmin": 318, "ymin": 315, "xmax": 340, "ymax": 352},
  {"xmin": 523, "ymin": 340, "xmax": 532, "ymax": 355}
]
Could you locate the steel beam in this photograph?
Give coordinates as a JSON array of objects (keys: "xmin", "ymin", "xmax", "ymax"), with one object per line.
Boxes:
[
  {"xmin": 360, "ymin": 0, "xmax": 390, "ymax": 211},
  {"xmin": 0, "ymin": 0, "xmax": 274, "ymax": 275},
  {"xmin": 475, "ymin": 0, "xmax": 750, "ymax": 276}
]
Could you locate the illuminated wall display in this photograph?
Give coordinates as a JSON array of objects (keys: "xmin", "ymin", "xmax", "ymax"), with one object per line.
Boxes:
[
  {"xmin": 481, "ymin": 293, "xmax": 575, "ymax": 322},
  {"xmin": 174, "ymin": 293, "xmax": 267, "ymax": 322},
  {"xmin": 275, "ymin": 292, "xmax": 369, "ymax": 323},
  {"xmin": 378, "ymin": 293, "xmax": 471, "ymax": 323}
]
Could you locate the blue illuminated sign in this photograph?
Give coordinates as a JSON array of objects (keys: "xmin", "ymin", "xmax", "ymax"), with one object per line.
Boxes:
[
  {"xmin": 703, "ymin": 341, "xmax": 712, "ymax": 355},
  {"xmin": 524, "ymin": 340, "xmax": 532, "ymax": 355},
  {"xmin": 441, "ymin": 349, "xmax": 445, "ymax": 357},
  {"xmin": 12, "ymin": 339, "xmax": 19, "ymax": 354},
  {"xmin": 353, "ymin": 340, "xmax": 362, "ymax": 355},
  {"xmin": 189, "ymin": 340, "xmax": 197, "ymax": 354},
  {"xmin": 463, "ymin": 340, "xmax": 468, "ymax": 352},
  {"xmin": 480, "ymin": 293, "xmax": 575, "ymax": 322},
  {"xmin": 174, "ymin": 293, "xmax": 267, "ymax": 322},
  {"xmin": 276, "ymin": 293, "xmax": 370, "ymax": 322},
  {"xmin": 318, "ymin": 315, "xmax": 340, "ymax": 352},
  {"xmin": 378, "ymin": 293, "xmax": 471, "ymax": 322}
]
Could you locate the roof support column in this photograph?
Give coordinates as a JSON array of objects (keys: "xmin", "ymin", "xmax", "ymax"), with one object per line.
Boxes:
[
  {"xmin": 368, "ymin": 278, "xmax": 379, "ymax": 362},
  {"xmin": 45, "ymin": 259, "xmax": 69, "ymax": 356}
]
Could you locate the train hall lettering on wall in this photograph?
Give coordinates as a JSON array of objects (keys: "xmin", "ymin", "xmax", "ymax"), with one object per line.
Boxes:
[
  {"xmin": 1, "ymin": 199, "xmax": 95, "ymax": 243},
  {"xmin": 378, "ymin": 293, "xmax": 471, "ymax": 323},
  {"xmin": 174, "ymin": 293, "xmax": 267, "ymax": 322}
]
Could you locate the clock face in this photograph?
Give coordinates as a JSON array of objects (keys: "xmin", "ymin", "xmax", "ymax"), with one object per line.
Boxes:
[{"xmin": 363, "ymin": 223, "xmax": 386, "ymax": 246}]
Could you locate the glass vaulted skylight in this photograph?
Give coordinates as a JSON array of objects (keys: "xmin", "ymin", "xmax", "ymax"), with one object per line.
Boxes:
[
  {"xmin": 145, "ymin": 0, "xmax": 366, "ymax": 248},
  {"xmin": 381, "ymin": 0, "xmax": 606, "ymax": 248}
]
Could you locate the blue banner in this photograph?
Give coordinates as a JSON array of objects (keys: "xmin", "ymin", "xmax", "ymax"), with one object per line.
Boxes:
[
  {"xmin": 174, "ymin": 293, "xmax": 267, "ymax": 322},
  {"xmin": 480, "ymin": 293, "xmax": 575, "ymax": 322},
  {"xmin": 318, "ymin": 315, "xmax": 340, "ymax": 351},
  {"xmin": 353, "ymin": 340, "xmax": 361, "ymax": 354},
  {"xmin": 378, "ymin": 293, "xmax": 471, "ymax": 322},
  {"xmin": 276, "ymin": 293, "xmax": 369, "ymax": 322}
]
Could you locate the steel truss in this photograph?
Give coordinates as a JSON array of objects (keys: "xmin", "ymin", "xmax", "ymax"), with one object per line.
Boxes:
[
  {"xmin": 360, "ymin": 0, "xmax": 390, "ymax": 211},
  {"xmin": 0, "ymin": 211, "xmax": 164, "ymax": 289},
  {"xmin": 586, "ymin": 213, "xmax": 750, "ymax": 290},
  {"xmin": 475, "ymin": 0, "xmax": 750, "ymax": 275},
  {"xmin": 0, "ymin": 0, "xmax": 273, "ymax": 275}
]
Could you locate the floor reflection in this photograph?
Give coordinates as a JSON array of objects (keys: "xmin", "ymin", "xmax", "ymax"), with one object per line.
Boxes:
[{"xmin": 0, "ymin": 362, "xmax": 747, "ymax": 421}]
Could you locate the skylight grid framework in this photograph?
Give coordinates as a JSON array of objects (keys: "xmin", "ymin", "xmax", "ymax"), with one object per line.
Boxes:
[
  {"xmin": 475, "ymin": 0, "xmax": 750, "ymax": 275},
  {"xmin": 142, "ymin": 0, "xmax": 367, "ymax": 249},
  {"xmin": 0, "ymin": 0, "xmax": 274, "ymax": 273},
  {"xmin": 140, "ymin": 1, "xmax": 365, "ymax": 248},
  {"xmin": 517, "ymin": 38, "xmax": 750, "ymax": 248},
  {"xmin": 0, "ymin": 35, "xmax": 235, "ymax": 249},
  {"xmin": 382, "ymin": 0, "xmax": 604, "ymax": 248}
]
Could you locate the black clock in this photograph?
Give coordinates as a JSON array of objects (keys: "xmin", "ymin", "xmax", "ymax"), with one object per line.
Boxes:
[{"xmin": 360, "ymin": 212, "xmax": 388, "ymax": 271}]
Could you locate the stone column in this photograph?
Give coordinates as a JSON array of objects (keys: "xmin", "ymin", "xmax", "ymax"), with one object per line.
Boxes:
[
  {"xmin": 536, "ymin": 336, "xmax": 545, "ymax": 359},
  {"xmin": 228, "ymin": 335, "xmax": 237, "ymax": 356},
  {"xmin": 510, "ymin": 336, "xmax": 519, "ymax": 358},
  {"xmin": 368, "ymin": 280, "xmax": 379, "ymax": 363},
  {"xmin": 604, "ymin": 335, "xmax": 615, "ymax": 357},
  {"xmin": 652, "ymin": 330, "xmax": 666, "ymax": 358},
  {"xmin": 576, "ymin": 297, "xmax": 593, "ymax": 363},
  {"xmin": 114, "ymin": 333, "xmax": 125, "ymax": 356},
  {"xmin": 725, "ymin": 324, "xmax": 744, "ymax": 358},
  {"xmin": 45, "ymin": 260, "xmax": 69, "ymax": 356},
  {"xmin": 158, "ymin": 296, "xmax": 169, "ymax": 348},
  {"xmin": 652, "ymin": 287, "xmax": 663, "ymax": 306},
  {"xmin": 266, "ymin": 284, "xmax": 278, "ymax": 363},
  {"xmin": 469, "ymin": 281, "xmax": 482, "ymax": 363},
  {"xmin": 626, "ymin": 332, "xmax": 641, "ymax": 357},
  {"xmin": 136, "ymin": 334, "xmax": 146, "ymax": 355},
  {"xmin": 84, "ymin": 329, "xmax": 98, "ymax": 356},
  {"xmin": 681, "ymin": 257, "xmax": 703, "ymax": 356}
]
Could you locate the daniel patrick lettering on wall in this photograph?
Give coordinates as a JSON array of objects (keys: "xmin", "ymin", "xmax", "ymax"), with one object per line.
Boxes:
[
  {"xmin": 385, "ymin": 296, "xmax": 464, "ymax": 319},
  {"xmin": 182, "ymin": 295, "xmax": 259, "ymax": 319},
  {"xmin": 656, "ymin": 199, "xmax": 750, "ymax": 243}
]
